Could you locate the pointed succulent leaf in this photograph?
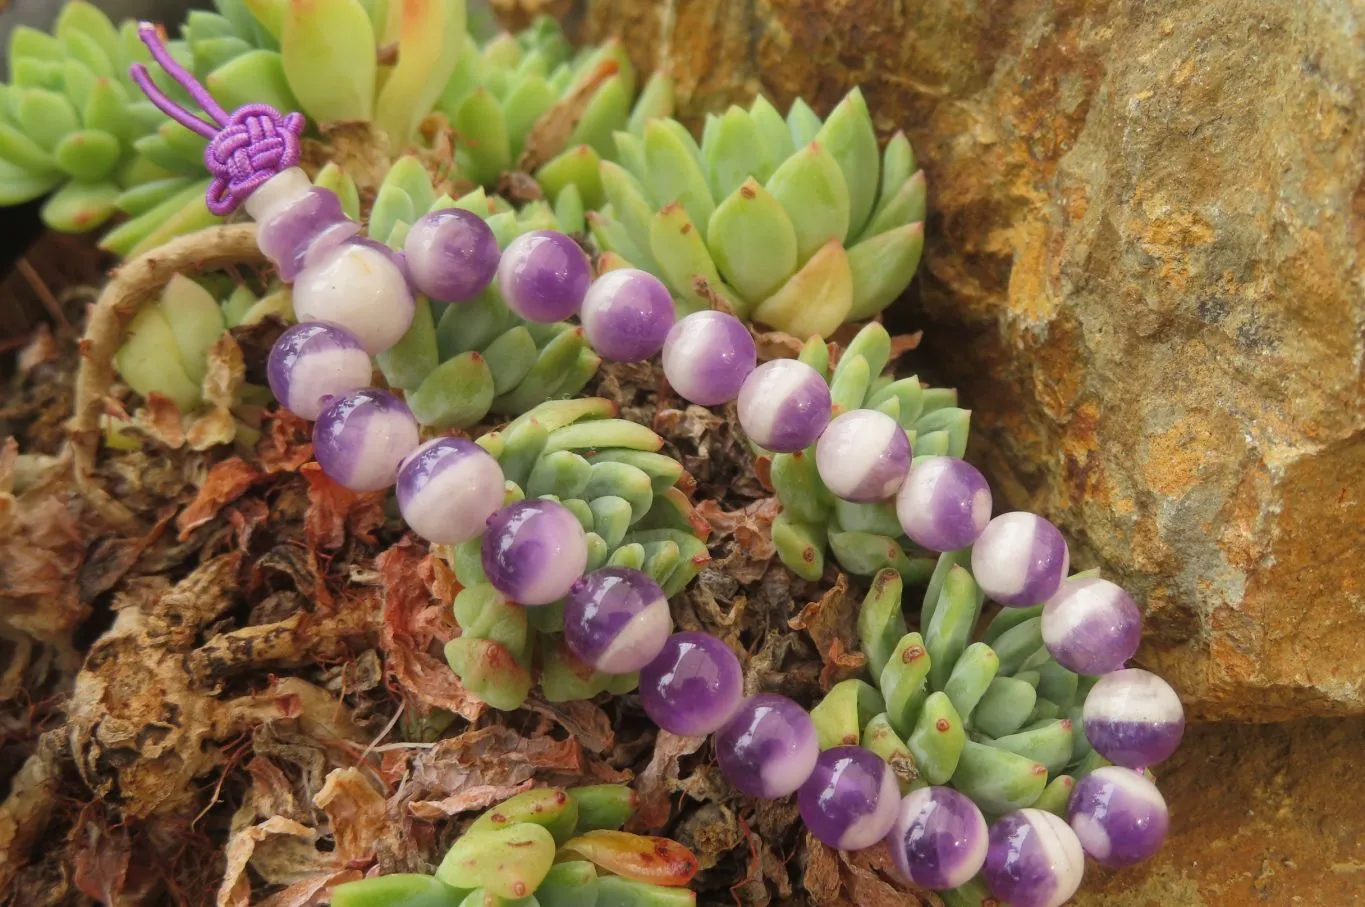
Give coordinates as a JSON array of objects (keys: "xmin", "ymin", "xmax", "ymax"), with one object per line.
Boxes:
[
  {"xmin": 865, "ymin": 376, "xmax": 924, "ymax": 427},
  {"xmin": 797, "ymin": 334, "xmax": 831, "ymax": 377},
  {"xmin": 1035, "ymin": 661, "xmax": 1080, "ymax": 711},
  {"xmin": 569, "ymin": 73, "xmax": 632, "ymax": 158},
  {"xmin": 748, "ymin": 95, "xmax": 796, "ymax": 165},
  {"xmin": 82, "ymin": 77, "xmax": 132, "ymax": 142},
  {"xmin": 643, "ymin": 119, "xmax": 714, "ymax": 244},
  {"xmin": 599, "ymin": 161, "xmax": 658, "ymax": 267},
  {"xmin": 943, "ymin": 642, "xmax": 1000, "ymax": 722},
  {"xmin": 837, "ymin": 322, "xmax": 893, "ymax": 383},
  {"xmin": 611, "ymin": 130, "xmax": 649, "ymax": 185},
  {"xmin": 770, "ymin": 449, "xmax": 831, "ymax": 523},
  {"xmin": 491, "ymin": 327, "xmax": 592, "ymax": 415},
  {"xmin": 878, "ymin": 131, "xmax": 917, "ymax": 209},
  {"xmin": 115, "ymin": 177, "xmax": 194, "ymax": 216},
  {"xmin": 377, "ymin": 298, "xmax": 439, "ymax": 390},
  {"xmin": 331, "ymin": 874, "xmax": 467, "ymax": 907},
  {"xmin": 765, "ymin": 141, "xmax": 851, "ymax": 264},
  {"xmin": 860, "ymin": 170, "xmax": 927, "ymax": 239},
  {"xmin": 61, "ymin": 59, "xmax": 98, "ymax": 111},
  {"xmin": 541, "ymin": 636, "xmax": 611, "ymax": 701},
  {"xmin": 827, "ymin": 529, "xmax": 921, "ymax": 580},
  {"xmin": 436, "ymin": 823, "xmax": 556, "ymax": 897},
  {"xmin": 455, "ymin": 88, "xmax": 512, "ymax": 187},
  {"xmin": 972, "ymin": 677, "xmax": 1037, "ymax": 739},
  {"xmin": 628, "ymin": 69, "xmax": 675, "ymax": 134},
  {"xmin": 950, "ymin": 740, "xmax": 1048, "ymax": 813},
  {"xmin": 243, "ymin": 0, "xmax": 288, "ymax": 39},
  {"xmin": 207, "ymin": 50, "xmax": 301, "ymax": 118},
  {"xmin": 453, "ymin": 584, "xmax": 529, "ymax": 661},
  {"xmin": 861, "ymin": 713, "xmax": 922, "ymax": 794},
  {"xmin": 61, "ymin": 31, "xmax": 112, "ymax": 79},
  {"xmin": 858, "ymin": 568, "xmax": 908, "ymax": 679},
  {"xmin": 991, "ymin": 616, "xmax": 1045, "ymax": 675},
  {"xmin": 17, "ymin": 89, "xmax": 78, "ymax": 151},
  {"xmin": 553, "ymin": 181, "xmax": 585, "ymax": 234},
  {"xmin": 160, "ymin": 274, "xmax": 227, "ymax": 385},
  {"xmin": 375, "ymin": 0, "xmax": 466, "ymax": 144},
  {"xmin": 369, "ymin": 183, "xmax": 416, "ymax": 248},
  {"xmin": 704, "ymin": 106, "xmax": 770, "ymax": 200},
  {"xmin": 585, "ymin": 450, "xmax": 683, "ymax": 494},
  {"xmin": 40, "ymin": 178, "xmax": 119, "ymax": 231},
  {"xmin": 1032, "ymin": 774, "xmax": 1076, "ymax": 817},
  {"xmin": 537, "ymin": 145, "xmax": 605, "ymax": 210},
  {"xmin": 115, "ymin": 306, "xmax": 202, "ymax": 410},
  {"xmin": 480, "ymin": 326, "xmax": 537, "ymax": 395},
  {"xmin": 0, "ymin": 124, "xmax": 58, "ymax": 173},
  {"xmin": 827, "ymin": 351, "xmax": 869, "ymax": 415},
  {"xmin": 908, "ymin": 691, "xmax": 967, "ymax": 784},
  {"xmin": 407, "ymin": 350, "xmax": 496, "ymax": 427},
  {"xmin": 847, "ymin": 222, "xmax": 924, "ymax": 320},
  {"xmin": 503, "ymin": 75, "xmax": 557, "ymax": 159},
  {"xmin": 561, "ymin": 831, "xmax": 698, "ymax": 887},
  {"xmin": 812, "ymin": 88, "xmax": 879, "ymax": 240},
  {"xmin": 832, "ymin": 499, "xmax": 901, "ymax": 537},
  {"xmin": 8, "ymin": 26, "xmax": 63, "ymax": 64},
  {"xmin": 983, "ymin": 603, "xmax": 1044, "ymax": 647},
  {"xmin": 647, "ymin": 203, "xmax": 723, "ymax": 315},
  {"xmin": 785, "ymin": 97, "xmax": 822, "ymax": 148},
  {"xmin": 281, "ymin": 0, "xmax": 375, "ymax": 123},
  {"xmin": 99, "ymin": 181, "xmax": 215, "ymax": 257},
  {"xmin": 914, "ymin": 406, "xmax": 972, "ymax": 458},
  {"xmin": 810, "ymin": 678, "xmax": 885, "ymax": 750},
  {"xmin": 771, "ymin": 509, "xmax": 825, "ymax": 582},
  {"xmin": 707, "ymin": 178, "xmax": 798, "ymax": 305},
  {"xmin": 313, "ymin": 162, "xmax": 360, "ymax": 219},
  {"xmin": 55, "ymin": 2, "xmax": 120, "ymax": 58}
]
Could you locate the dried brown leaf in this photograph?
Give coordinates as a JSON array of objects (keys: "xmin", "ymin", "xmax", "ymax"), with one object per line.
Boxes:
[
  {"xmin": 804, "ymin": 835, "xmax": 842, "ymax": 906},
  {"xmin": 629, "ymin": 731, "xmax": 705, "ymax": 832},
  {"xmin": 303, "ymin": 462, "xmax": 386, "ymax": 551},
  {"xmin": 186, "ymin": 407, "xmax": 239, "ymax": 451},
  {"xmin": 407, "ymin": 781, "xmax": 535, "ymax": 821},
  {"xmin": 71, "ymin": 819, "xmax": 131, "ymax": 906},
  {"xmin": 78, "ymin": 510, "xmax": 173, "ymax": 603},
  {"xmin": 517, "ymin": 57, "xmax": 619, "ymax": 172},
  {"xmin": 16, "ymin": 322, "xmax": 59, "ymax": 374},
  {"xmin": 0, "ymin": 730, "xmax": 63, "ymax": 893},
  {"xmin": 204, "ymin": 333, "xmax": 245, "ymax": 410},
  {"xmin": 134, "ymin": 393, "xmax": 186, "ymax": 448},
  {"xmin": 258, "ymin": 870, "xmax": 365, "ymax": 907},
  {"xmin": 175, "ymin": 457, "xmax": 262, "ymax": 540},
  {"xmin": 523, "ymin": 697, "xmax": 615, "ymax": 755},
  {"xmin": 789, "ymin": 574, "xmax": 867, "ymax": 689},
  {"xmin": 217, "ymin": 816, "xmax": 317, "ymax": 907},
  {"xmin": 314, "ymin": 768, "xmax": 390, "ymax": 865},
  {"xmin": 259, "ymin": 410, "xmax": 315, "ymax": 473},
  {"xmin": 402, "ymin": 726, "xmax": 583, "ymax": 819}
]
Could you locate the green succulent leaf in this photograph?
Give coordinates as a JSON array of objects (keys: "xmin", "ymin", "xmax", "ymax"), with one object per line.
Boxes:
[
  {"xmin": 53, "ymin": 129, "xmax": 120, "ymax": 180},
  {"xmin": 331, "ymin": 874, "xmax": 467, "ymax": 907},
  {"xmin": 628, "ymin": 69, "xmax": 674, "ymax": 135},
  {"xmin": 647, "ymin": 203, "xmax": 723, "ymax": 315},
  {"xmin": 846, "ymin": 222, "xmax": 925, "ymax": 320},
  {"xmin": 435, "ymin": 822, "xmax": 556, "ymax": 897},
  {"xmin": 281, "ymin": 0, "xmax": 376, "ymax": 123},
  {"xmin": 40, "ymin": 178, "xmax": 119, "ymax": 231},
  {"xmin": 748, "ymin": 95, "xmax": 796, "ymax": 167},
  {"xmin": 455, "ymin": 89, "xmax": 512, "ymax": 186},
  {"xmin": 206, "ymin": 49, "xmax": 301, "ymax": 114},
  {"xmin": 375, "ymin": 0, "xmax": 466, "ymax": 144},
  {"xmin": 811, "ymin": 88, "xmax": 879, "ymax": 240},
  {"xmin": 703, "ymin": 106, "xmax": 770, "ymax": 200},
  {"xmin": 707, "ymin": 178, "xmax": 797, "ymax": 305},
  {"xmin": 785, "ymin": 97, "xmax": 822, "ymax": 148},
  {"xmin": 765, "ymin": 141, "xmax": 851, "ymax": 264},
  {"xmin": 115, "ymin": 305, "xmax": 202, "ymax": 410},
  {"xmin": 642, "ymin": 119, "xmax": 714, "ymax": 245}
]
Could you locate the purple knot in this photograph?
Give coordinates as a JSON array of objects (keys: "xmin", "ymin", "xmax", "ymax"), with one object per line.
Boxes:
[{"xmin": 204, "ymin": 104, "xmax": 305, "ymax": 215}]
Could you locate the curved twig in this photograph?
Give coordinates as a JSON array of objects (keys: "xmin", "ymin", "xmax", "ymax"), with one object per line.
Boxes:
[{"xmin": 69, "ymin": 224, "xmax": 266, "ymax": 528}]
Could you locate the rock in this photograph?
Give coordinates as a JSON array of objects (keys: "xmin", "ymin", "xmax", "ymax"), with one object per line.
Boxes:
[{"xmin": 574, "ymin": 0, "xmax": 1365, "ymax": 721}]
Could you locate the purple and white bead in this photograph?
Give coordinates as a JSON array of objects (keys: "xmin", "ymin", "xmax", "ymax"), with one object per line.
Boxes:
[
  {"xmin": 895, "ymin": 456, "xmax": 993, "ymax": 552},
  {"xmin": 814, "ymin": 409, "xmax": 912, "ymax": 503},
  {"xmin": 638, "ymin": 632, "xmax": 744, "ymax": 737},
  {"xmin": 481, "ymin": 499, "xmax": 589, "ymax": 606},
  {"xmin": 1067, "ymin": 766, "xmax": 1170, "ymax": 867},
  {"xmin": 797, "ymin": 746, "xmax": 901, "ymax": 850},
  {"xmin": 496, "ymin": 230, "xmax": 592, "ymax": 322},
  {"xmin": 660, "ymin": 310, "xmax": 757, "ymax": 406},
  {"xmin": 1042, "ymin": 577, "xmax": 1143, "ymax": 675},
  {"xmin": 403, "ymin": 208, "xmax": 501, "ymax": 303},
  {"xmin": 563, "ymin": 568, "xmax": 673, "ymax": 674},
  {"xmin": 886, "ymin": 786, "xmax": 988, "ymax": 891},
  {"xmin": 267, "ymin": 322, "xmax": 373, "ymax": 420},
  {"xmin": 737, "ymin": 359, "xmax": 832, "ymax": 453},
  {"xmin": 292, "ymin": 237, "xmax": 416, "ymax": 355},
  {"xmin": 313, "ymin": 388, "xmax": 420, "ymax": 492},
  {"xmin": 969, "ymin": 512, "xmax": 1070, "ymax": 607},
  {"xmin": 714, "ymin": 694, "xmax": 819, "ymax": 799},
  {"xmin": 1082, "ymin": 669, "xmax": 1185, "ymax": 768},
  {"xmin": 579, "ymin": 268, "xmax": 676, "ymax": 362},
  {"xmin": 395, "ymin": 438, "xmax": 506, "ymax": 545},
  {"xmin": 982, "ymin": 809, "xmax": 1085, "ymax": 907},
  {"xmin": 246, "ymin": 169, "xmax": 361, "ymax": 281}
]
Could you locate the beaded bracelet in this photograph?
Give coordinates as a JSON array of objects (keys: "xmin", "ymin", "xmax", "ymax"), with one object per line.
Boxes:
[{"xmin": 130, "ymin": 27, "xmax": 1182, "ymax": 907}]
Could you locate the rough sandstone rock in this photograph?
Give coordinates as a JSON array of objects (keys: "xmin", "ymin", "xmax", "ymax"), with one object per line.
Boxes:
[{"xmin": 576, "ymin": 0, "xmax": 1365, "ymax": 720}]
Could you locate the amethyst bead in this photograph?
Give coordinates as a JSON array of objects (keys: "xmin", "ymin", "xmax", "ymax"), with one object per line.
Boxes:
[
  {"xmin": 895, "ymin": 456, "xmax": 993, "ymax": 552},
  {"xmin": 481, "ymin": 499, "xmax": 589, "ymax": 606},
  {"xmin": 1067, "ymin": 766, "xmax": 1170, "ymax": 867},
  {"xmin": 1042, "ymin": 577, "xmax": 1143, "ymax": 675},
  {"xmin": 579, "ymin": 268, "xmax": 676, "ymax": 362},
  {"xmin": 564, "ymin": 568, "xmax": 672, "ymax": 674},
  {"xmin": 267, "ymin": 322, "xmax": 373, "ymax": 421},
  {"xmin": 715, "ymin": 694, "xmax": 819, "ymax": 799},
  {"xmin": 249, "ymin": 172, "xmax": 362, "ymax": 281},
  {"xmin": 814, "ymin": 409, "xmax": 912, "ymax": 503},
  {"xmin": 797, "ymin": 746, "xmax": 900, "ymax": 850},
  {"xmin": 1082, "ymin": 669, "xmax": 1185, "ymax": 768},
  {"xmin": 982, "ymin": 809, "xmax": 1085, "ymax": 907},
  {"xmin": 403, "ymin": 209, "xmax": 500, "ymax": 303},
  {"xmin": 496, "ymin": 230, "xmax": 592, "ymax": 322},
  {"xmin": 886, "ymin": 786, "xmax": 988, "ymax": 890},
  {"xmin": 970, "ymin": 512, "xmax": 1070, "ymax": 607},
  {"xmin": 313, "ymin": 388, "xmax": 419, "ymax": 492},
  {"xmin": 638, "ymin": 632, "xmax": 743, "ymax": 736},
  {"xmin": 660, "ymin": 311, "xmax": 757, "ymax": 406},
  {"xmin": 292, "ymin": 238, "xmax": 416, "ymax": 354},
  {"xmin": 737, "ymin": 359, "xmax": 832, "ymax": 453},
  {"xmin": 395, "ymin": 438, "xmax": 506, "ymax": 545}
]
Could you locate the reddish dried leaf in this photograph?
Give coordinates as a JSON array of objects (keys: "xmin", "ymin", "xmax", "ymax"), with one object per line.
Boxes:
[
  {"xmin": 71, "ymin": 820, "xmax": 131, "ymax": 906},
  {"xmin": 259, "ymin": 410, "xmax": 315, "ymax": 473},
  {"xmin": 303, "ymin": 462, "xmax": 386, "ymax": 551},
  {"xmin": 176, "ymin": 457, "xmax": 262, "ymax": 540},
  {"xmin": 203, "ymin": 333, "xmax": 244, "ymax": 410},
  {"xmin": 16, "ymin": 323, "xmax": 59, "ymax": 374},
  {"xmin": 561, "ymin": 830, "xmax": 699, "ymax": 887},
  {"xmin": 629, "ymin": 731, "xmax": 705, "ymax": 832},
  {"xmin": 217, "ymin": 816, "xmax": 316, "ymax": 907},
  {"xmin": 313, "ymin": 768, "xmax": 390, "ymax": 865},
  {"xmin": 789, "ymin": 574, "xmax": 865, "ymax": 688},
  {"xmin": 407, "ymin": 781, "xmax": 536, "ymax": 821},
  {"xmin": 820, "ymin": 637, "xmax": 868, "ymax": 689},
  {"xmin": 842, "ymin": 845, "xmax": 927, "ymax": 907},
  {"xmin": 136, "ymin": 393, "xmax": 186, "ymax": 448},
  {"xmin": 402, "ymin": 726, "xmax": 584, "ymax": 819},
  {"xmin": 186, "ymin": 407, "xmax": 238, "ymax": 451},
  {"xmin": 695, "ymin": 497, "xmax": 782, "ymax": 584},
  {"xmin": 258, "ymin": 870, "xmax": 365, "ymax": 907},
  {"xmin": 78, "ymin": 510, "xmax": 173, "ymax": 603},
  {"xmin": 523, "ymin": 698, "xmax": 615, "ymax": 755}
]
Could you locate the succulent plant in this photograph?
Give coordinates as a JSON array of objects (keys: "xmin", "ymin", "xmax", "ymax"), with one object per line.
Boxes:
[
  {"xmin": 442, "ymin": 397, "xmax": 709, "ymax": 710},
  {"xmin": 754, "ymin": 322, "xmax": 971, "ymax": 581},
  {"xmin": 0, "ymin": 2, "xmax": 179, "ymax": 231},
  {"xmin": 331, "ymin": 784, "xmax": 699, "ymax": 907},
  {"xmin": 589, "ymin": 87, "xmax": 925, "ymax": 337},
  {"xmin": 809, "ymin": 561, "xmax": 1174, "ymax": 904}
]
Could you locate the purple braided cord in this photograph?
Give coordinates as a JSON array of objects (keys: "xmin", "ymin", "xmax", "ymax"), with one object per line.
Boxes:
[{"xmin": 128, "ymin": 22, "xmax": 304, "ymax": 215}]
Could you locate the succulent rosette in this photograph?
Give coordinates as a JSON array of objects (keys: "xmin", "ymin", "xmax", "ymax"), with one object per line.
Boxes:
[
  {"xmin": 442, "ymin": 397, "xmax": 709, "ymax": 711},
  {"xmin": 590, "ymin": 87, "xmax": 925, "ymax": 336},
  {"xmin": 757, "ymin": 322, "xmax": 973, "ymax": 582},
  {"xmin": 332, "ymin": 785, "xmax": 698, "ymax": 907}
]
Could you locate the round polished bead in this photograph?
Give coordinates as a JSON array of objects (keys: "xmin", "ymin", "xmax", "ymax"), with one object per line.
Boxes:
[
  {"xmin": 395, "ymin": 438, "xmax": 506, "ymax": 545},
  {"xmin": 1067, "ymin": 766, "xmax": 1170, "ymax": 867},
  {"xmin": 292, "ymin": 238, "xmax": 416, "ymax": 354},
  {"xmin": 970, "ymin": 512, "xmax": 1070, "ymax": 607},
  {"xmin": 480, "ymin": 499, "xmax": 589, "ymax": 606},
  {"xmin": 313, "ymin": 388, "xmax": 419, "ymax": 492},
  {"xmin": 660, "ymin": 310, "xmax": 757, "ymax": 406},
  {"xmin": 1082, "ymin": 669, "xmax": 1185, "ymax": 768},
  {"xmin": 715, "ymin": 694, "xmax": 819, "ymax": 799},
  {"xmin": 886, "ymin": 786, "xmax": 989, "ymax": 890},
  {"xmin": 249, "ymin": 172, "xmax": 361, "ymax": 281},
  {"xmin": 895, "ymin": 456, "xmax": 993, "ymax": 552},
  {"xmin": 404, "ymin": 208, "xmax": 500, "ymax": 303},
  {"xmin": 579, "ymin": 268, "xmax": 676, "ymax": 362},
  {"xmin": 638, "ymin": 632, "xmax": 744, "ymax": 736},
  {"xmin": 814, "ymin": 409, "xmax": 912, "ymax": 502},
  {"xmin": 267, "ymin": 322, "xmax": 373, "ymax": 420},
  {"xmin": 797, "ymin": 746, "xmax": 900, "ymax": 850},
  {"xmin": 982, "ymin": 809, "xmax": 1085, "ymax": 907},
  {"xmin": 1042, "ymin": 577, "xmax": 1143, "ymax": 675},
  {"xmin": 737, "ymin": 359, "xmax": 832, "ymax": 453},
  {"xmin": 496, "ymin": 230, "xmax": 592, "ymax": 322},
  {"xmin": 563, "ymin": 568, "xmax": 672, "ymax": 674}
]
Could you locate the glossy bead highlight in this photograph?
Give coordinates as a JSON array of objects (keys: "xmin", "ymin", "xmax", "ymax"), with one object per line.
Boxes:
[
  {"xmin": 715, "ymin": 694, "xmax": 819, "ymax": 799},
  {"xmin": 797, "ymin": 746, "xmax": 900, "ymax": 850},
  {"xmin": 886, "ymin": 786, "xmax": 988, "ymax": 890},
  {"xmin": 982, "ymin": 809, "xmax": 1085, "ymax": 907},
  {"xmin": 737, "ymin": 359, "xmax": 832, "ymax": 453},
  {"xmin": 313, "ymin": 388, "xmax": 419, "ymax": 492},
  {"xmin": 564, "ymin": 568, "xmax": 673, "ymax": 674},
  {"xmin": 267, "ymin": 322, "xmax": 373, "ymax": 420},
  {"xmin": 404, "ymin": 208, "xmax": 500, "ymax": 303},
  {"xmin": 292, "ymin": 238, "xmax": 416, "ymax": 354},
  {"xmin": 396, "ymin": 438, "xmax": 506, "ymax": 545},
  {"xmin": 661, "ymin": 311, "xmax": 757, "ymax": 406},
  {"xmin": 579, "ymin": 268, "xmax": 676, "ymax": 362},
  {"xmin": 1082, "ymin": 669, "xmax": 1185, "ymax": 768},
  {"xmin": 496, "ymin": 230, "xmax": 592, "ymax": 322},
  {"xmin": 481, "ymin": 499, "xmax": 589, "ymax": 605},
  {"xmin": 970, "ymin": 511, "xmax": 1070, "ymax": 607},
  {"xmin": 815, "ymin": 409, "xmax": 911, "ymax": 502},
  {"xmin": 638, "ymin": 632, "xmax": 744, "ymax": 736},
  {"xmin": 1067, "ymin": 766, "xmax": 1170, "ymax": 867},
  {"xmin": 1041, "ymin": 577, "xmax": 1143, "ymax": 675},
  {"xmin": 895, "ymin": 456, "xmax": 993, "ymax": 552}
]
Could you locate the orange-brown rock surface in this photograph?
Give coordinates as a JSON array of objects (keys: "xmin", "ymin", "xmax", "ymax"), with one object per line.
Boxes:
[{"xmin": 576, "ymin": 0, "xmax": 1365, "ymax": 721}]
